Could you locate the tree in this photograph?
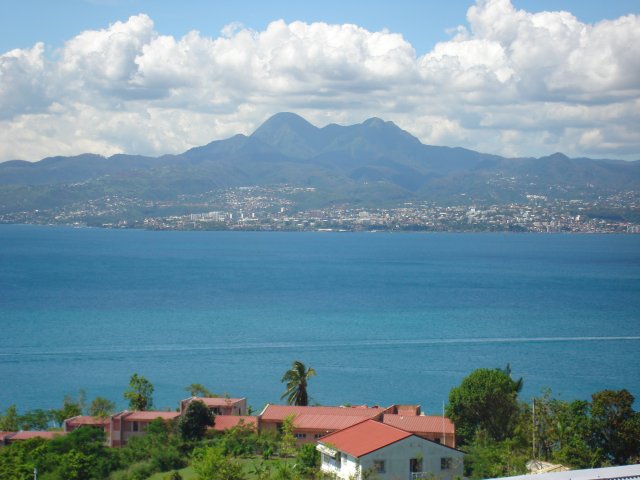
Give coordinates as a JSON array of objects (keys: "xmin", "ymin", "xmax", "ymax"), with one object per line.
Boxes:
[
  {"xmin": 185, "ymin": 383, "xmax": 217, "ymax": 397},
  {"xmin": 89, "ymin": 396, "xmax": 116, "ymax": 418},
  {"xmin": 50, "ymin": 395, "xmax": 83, "ymax": 427},
  {"xmin": 18, "ymin": 409, "xmax": 52, "ymax": 431},
  {"xmin": 280, "ymin": 361, "xmax": 316, "ymax": 406},
  {"xmin": 124, "ymin": 373, "xmax": 154, "ymax": 411},
  {"xmin": 280, "ymin": 414, "xmax": 297, "ymax": 457},
  {"xmin": 0, "ymin": 405, "xmax": 19, "ymax": 431},
  {"xmin": 446, "ymin": 367, "xmax": 522, "ymax": 445},
  {"xmin": 179, "ymin": 400, "xmax": 215, "ymax": 441},
  {"xmin": 191, "ymin": 445, "xmax": 245, "ymax": 480},
  {"xmin": 589, "ymin": 389, "xmax": 640, "ymax": 465}
]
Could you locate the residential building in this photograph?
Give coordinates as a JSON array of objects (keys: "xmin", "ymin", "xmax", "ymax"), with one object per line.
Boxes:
[
  {"xmin": 109, "ymin": 411, "xmax": 181, "ymax": 447},
  {"xmin": 317, "ymin": 419, "xmax": 464, "ymax": 480},
  {"xmin": 382, "ymin": 414, "xmax": 456, "ymax": 447},
  {"xmin": 180, "ymin": 397, "xmax": 247, "ymax": 416},
  {"xmin": 213, "ymin": 415, "xmax": 259, "ymax": 432},
  {"xmin": 259, "ymin": 404, "xmax": 388, "ymax": 444}
]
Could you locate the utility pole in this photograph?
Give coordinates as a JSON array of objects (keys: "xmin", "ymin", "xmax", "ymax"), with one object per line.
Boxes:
[{"xmin": 532, "ymin": 398, "xmax": 536, "ymax": 460}]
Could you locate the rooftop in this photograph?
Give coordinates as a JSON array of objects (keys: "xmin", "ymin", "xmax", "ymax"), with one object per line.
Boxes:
[
  {"xmin": 382, "ymin": 414, "xmax": 455, "ymax": 435},
  {"xmin": 212, "ymin": 416, "xmax": 258, "ymax": 431},
  {"xmin": 115, "ymin": 411, "xmax": 181, "ymax": 421},
  {"xmin": 185, "ymin": 397, "xmax": 245, "ymax": 407},
  {"xmin": 318, "ymin": 419, "xmax": 412, "ymax": 457},
  {"xmin": 65, "ymin": 415, "xmax": 110, "ymax": 426},
  {"xmin": 487, "ymin": 464, "xmax": 640, "ymax": 480},
  {"xmin": 260, "ymin": 404, "xmax": 386, "ymax": 422},
  {"xmin": 8, "ymin": 431, "xmax": 66, "ymax": 441}
]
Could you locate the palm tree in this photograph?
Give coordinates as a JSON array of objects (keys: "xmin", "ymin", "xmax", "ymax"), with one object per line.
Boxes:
[{"xmin": 280, "ymin": 361, "xmax": 316, "ymax": 406}]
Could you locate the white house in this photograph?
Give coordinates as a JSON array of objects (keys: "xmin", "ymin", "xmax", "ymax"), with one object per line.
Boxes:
[{"xmin": 317, "ymin": 419, "xmax": 464, "ymax": 480}]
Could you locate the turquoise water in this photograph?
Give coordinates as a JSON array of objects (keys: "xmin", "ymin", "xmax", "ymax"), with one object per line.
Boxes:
[{"xmin": 1, "ymin": 225, "xmax": 639, "ymax": 414}]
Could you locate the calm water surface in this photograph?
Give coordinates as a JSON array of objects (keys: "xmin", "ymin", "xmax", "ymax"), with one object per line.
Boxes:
[{"xmin": 1, "ymin": 225, "xmax": 639, "ymax": 413}]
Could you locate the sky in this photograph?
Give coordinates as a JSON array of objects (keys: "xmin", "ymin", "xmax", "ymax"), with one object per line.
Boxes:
[{"xmin": 1, "ymin": 0, "xmax": 638, "ymax": 162}]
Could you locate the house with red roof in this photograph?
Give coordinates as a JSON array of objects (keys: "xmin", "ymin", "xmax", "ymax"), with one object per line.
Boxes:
[
  {"xmin": 317, "ymin": 420, "xmax": 464, "ymax": 480},
  {"xmin": 212, "ymin": 415, "xmax": 259, "ymax": 432},
  {"xmin": 259, "ymin": 404, "xmax": 389, "ymax": 444},
  {"xmin": 180, "ymin": 397, "xmax": 247, "ymax": 416},
  {"xmin": 109, "ymin": 411, "xmax": 181, "ymax": 447},
  {"xmin": 382, "ymin": 414, "xmax": 456, "ymax": 448},
  {"xmin": 63, "ymin": 415, "xmax": 110, "ymax": 436},
  {"xmin": 2, "ymin": 431, "xmax": 66, "ymax": 444}
]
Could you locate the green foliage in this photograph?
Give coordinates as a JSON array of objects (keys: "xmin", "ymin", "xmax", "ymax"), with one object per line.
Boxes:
[
  {"xmin": 19, "ymin": 409, "xmax": 52, "ymax": 431},
  {"xmin": 279, "ymin": 415, "xmax": 297, "ymax": 457},
  {"xmin": 270, "ymin": 459, "xmax": 300, "ymax": 480},
  {"xmin": 117, "ymin": 418, "xmax": 186, "ymax": 475},
  {"xmin": 166, "ymin": 471, "xmax": 184, "ymax": 480},
  {"xmin": 295, "ymin": 443, "xmax": 319, "ymax": 474},
  {"xmin": 89, "ymin": 396, "xmax": 117, "ymax": 418},
  {"xmin": 50, "ymin": 395, "xmax": 83, "ymax": 427},
  {"xmin": 0, "ymin": 404, "xmax": 20, "ymax": 431},
  {"xmin": 179, "ymin": 400, "xmax": 215, "ymax": 442},
  {"xmin": 124, "ymin": 373, "xmax": 154, "ymax": 411},
  {"xmin": 589, "ymin": 389, "xmax": 640, "ymax": 465},
  {"xmin": 446, "ymin": 367, "xmax": 521, "ymax": 445},
  {"xmin": 185, "ymin": 384, "xmax": 217, "ymax": 397},
  {"xmin": 191, "ymin": 446, "xmax": 245, "ymax": 480},
  {"xmin": 0, "ymin": 427, "xmax": 117, "ymax": 480},
  {"xmin": 464, "ymin": 433, "xmax": 528, "ymax": 479},
  {"xmin": 218, "ymin": 422, "xmax": 269, "ymax": 458},
  {"xmin": 281, "ymin": 361, "xmax": 316, "ymax": 406}
]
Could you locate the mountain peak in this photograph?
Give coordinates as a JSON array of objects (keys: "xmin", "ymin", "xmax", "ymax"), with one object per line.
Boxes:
[
  {"xmin": 253, "ymin": 112, "xmax": 316, "ymax": 134},
  {"xmin": 362, "ymin": 117, "xmax": 386, "ymax": 127},
  {"xmin": 250, "ymin": 112, "xmax": 320, "ymax": 159}
]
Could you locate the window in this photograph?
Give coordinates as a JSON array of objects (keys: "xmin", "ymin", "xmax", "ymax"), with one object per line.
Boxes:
[
  {"xmin": 373, "ymin": 460, "xmax": 386, "ymax": 473},
  {"xmin": 132, "ymin": 421, "xmax": 139, "ymax": 432},
  {"xmin": 441, "ymin": 457, "xmax": 452, "ymax": 470},
  {"xmin": 294, "ymin": 433, "xmax": 307, "ymax": 439},
  {"xmin": 314, "ymin": 433, "xmax": 324, "ymax": 439},
  {"xmin": 410, "ymin": 458, "xmax": 423, "ymax": 473}
]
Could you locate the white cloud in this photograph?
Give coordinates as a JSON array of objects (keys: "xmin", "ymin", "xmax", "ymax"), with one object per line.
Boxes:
[{"xmin": 0, "ymin": 1, "xmax": 638, "ymax": 162}]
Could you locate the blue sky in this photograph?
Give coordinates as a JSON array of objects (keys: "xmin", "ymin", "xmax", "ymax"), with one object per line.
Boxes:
[
  {"xmin": 2, "ymin": 0, "xmax": 637, "ymax": 54},
  {"xmin": 1, "ymin": 0, "xmax": 639, "ymax": 161}
]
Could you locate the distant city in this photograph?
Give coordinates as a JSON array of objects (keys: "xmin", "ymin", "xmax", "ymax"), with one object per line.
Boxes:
[{"xmin": 2, "ymin": 184, "xmax": 638, "ymax": 233}]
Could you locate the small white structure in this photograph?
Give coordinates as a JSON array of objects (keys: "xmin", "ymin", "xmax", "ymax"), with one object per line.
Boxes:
[{"xmin": 317, "ymin": 419, "xmax": 464, "ymax": 480}]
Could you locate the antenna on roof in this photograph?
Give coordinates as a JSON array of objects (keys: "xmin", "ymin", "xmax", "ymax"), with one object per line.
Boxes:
[{"xmin": 442, "ymin": 400, "xmax": 446, "ymax": 446}]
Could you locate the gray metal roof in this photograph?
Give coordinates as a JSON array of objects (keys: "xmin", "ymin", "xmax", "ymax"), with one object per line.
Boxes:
[{"xmin": 487, "ymin": 464, "xmax": 640, "ymax": 480}]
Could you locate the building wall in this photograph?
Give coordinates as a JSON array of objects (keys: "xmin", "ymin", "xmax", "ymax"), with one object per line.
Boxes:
[
  {"xmin": 260, "ymin": 421, "xmax": 331, "ymax": 445},
  {"xmin": 321, "ymin": 436, "xmax": 464, "ymax": 480}
]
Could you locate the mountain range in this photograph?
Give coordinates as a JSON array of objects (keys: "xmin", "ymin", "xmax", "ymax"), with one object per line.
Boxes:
[{"xmin": 1, "ymin": 112, "xmax": 639, "ymax": 215}]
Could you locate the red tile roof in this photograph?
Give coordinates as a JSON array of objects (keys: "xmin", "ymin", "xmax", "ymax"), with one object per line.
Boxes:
[
  {"xmin": 8, "ymin": 431, "xmax": 66, "ymax": 441},
  {"xmin": 65, "ymin": 416, "xmax": 110, "ymax": 426},
  {"xmin": 319, "ymin": 420, "xmax": 412, "ymax": 457},
  {"xmin": 123, "ymin": 411, "xmax": 181, "ymax": 421},
  {"xmin": 382, "ymin": 414, "xmax": 455, "ymax": 435},
  {"xmin": 292, "ymin": 414, "xmax": 373, "ymax": 431},
  {"xmin": 260, "ymin": 405, "xmax": 386, "ymax": 422},
  {"xmin": 212, "ymin": 416, "xmax": 258, "ymax": 431},
  {"xmin": 187, "ymin": 397, "xmax": 245, "ymax": 407}
]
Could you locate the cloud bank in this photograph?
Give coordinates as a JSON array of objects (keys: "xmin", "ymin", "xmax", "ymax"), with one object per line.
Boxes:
[{"xmin": 1, "ymin": 0, "xmax": 638, "ymax": 161}]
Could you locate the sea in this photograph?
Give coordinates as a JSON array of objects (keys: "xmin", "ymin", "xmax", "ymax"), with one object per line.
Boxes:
[{"xmin": 1, "ymin": 225, "xmax": 639, "ymax": 415}]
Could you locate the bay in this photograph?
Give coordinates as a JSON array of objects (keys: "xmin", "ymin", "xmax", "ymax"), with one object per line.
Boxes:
[{"xmin": 1, "ymin": 225, "xmax": 639, "ymax": 414}]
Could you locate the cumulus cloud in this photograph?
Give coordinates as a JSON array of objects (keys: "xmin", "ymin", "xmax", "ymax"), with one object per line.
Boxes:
[{"xmin": 0, "ymin": 0, "xmax": 638, "ymax": 162}]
